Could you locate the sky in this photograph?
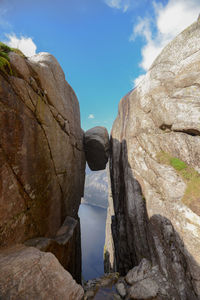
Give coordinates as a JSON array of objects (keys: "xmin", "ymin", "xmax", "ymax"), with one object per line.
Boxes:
[{"xmin": 0, "ymin": 0, "xmax": 200, "ymax": 132}]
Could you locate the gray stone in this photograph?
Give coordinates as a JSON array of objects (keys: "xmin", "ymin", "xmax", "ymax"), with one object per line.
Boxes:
[
  {"xmin": 84, "ymin": 126, "xmax": 109, "ymax": 170},
  {"xmin": 129, "ymin": 278, "xmax": 159, "ymax": 299},
  {"xmin": 116, "ymin": 282, "xmax": 127, "ymax": 298},
  {"xmin": 126, "ymin": 259, "xmax": 151, "ymax": 285}
]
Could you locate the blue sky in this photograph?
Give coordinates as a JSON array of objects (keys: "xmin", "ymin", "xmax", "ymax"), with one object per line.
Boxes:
[{"xmin": 0, "ymin": 0, "xmax": 200, "ymax": 132}]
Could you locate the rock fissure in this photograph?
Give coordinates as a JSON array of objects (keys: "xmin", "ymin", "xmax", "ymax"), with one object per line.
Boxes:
[
  {"xmin": 159, "ymin": 123, "xmax": 200, "ymax": 136},
  {"xmin": 36, "ymin": 118, "xmax": 63, "ymax": 193},
  {"xmin": 0, "ymin": 143, "xmax": 34, "ymax": 205}
]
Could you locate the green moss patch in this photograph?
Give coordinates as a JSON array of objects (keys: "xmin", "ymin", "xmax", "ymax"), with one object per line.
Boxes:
[
  {"xmin": 0, "ymin": 42, "xmax": 12, "ymax": 75},
  {"xmin": 170, "ymin": 157, "xmax": 187, "ymax": 171},
  {"xmin": 0, "ymin": 41, "xmax": 11, "ymax": 52},
  {"xmin": 157, "ymin": 151, "xmax": 200, "ymax": 216},
  {"xmin": 0, "ymin": 56, "xmax": 12, "ymax": 75},
  {"xmin": 0, "ymin": 41, "xmax": 25, "ymax": 76}
]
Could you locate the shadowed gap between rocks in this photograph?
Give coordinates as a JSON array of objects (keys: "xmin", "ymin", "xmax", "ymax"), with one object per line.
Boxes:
[{"xmin": 80, "ymin": 126, "xmax": 110, "ymax": 281}]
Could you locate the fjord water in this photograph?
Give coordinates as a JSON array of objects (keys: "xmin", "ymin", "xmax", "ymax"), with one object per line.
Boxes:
[{"xmin": 79, "ymin": 203, "xmax": 107, "ymax": 280}]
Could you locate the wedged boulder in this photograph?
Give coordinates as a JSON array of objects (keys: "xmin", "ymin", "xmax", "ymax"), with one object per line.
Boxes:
[
  {"xmin": 106, "ymin": 19, "xmax": 200, "ymax": 298},
  {"xmin": 84, "ymin": 126, "xmax": 109, "ymax": 171},
  {"xmin": 0, "ymin": 245, "xmax": 84, "ymax": 300}
]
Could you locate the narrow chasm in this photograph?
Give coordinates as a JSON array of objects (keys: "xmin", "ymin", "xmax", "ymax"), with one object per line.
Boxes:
[
  {"xmin": 79, "ymin": 126, "xmax": 122, "ymax": 298},
  {"xmin": 79, "ymin": 126, "xmax": 110, "ymax": 281},
  {"xmin": 79, "ymin": 164, "xmax": 108, "ymax": 281}
]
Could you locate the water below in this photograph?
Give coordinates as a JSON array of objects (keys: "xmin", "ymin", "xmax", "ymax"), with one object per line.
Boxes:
[{"xmin": 79, "ymin": 203, "xmax": 107, "ymax": 281}]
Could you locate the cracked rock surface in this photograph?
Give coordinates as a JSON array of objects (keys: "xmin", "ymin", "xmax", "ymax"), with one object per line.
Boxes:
[
  {"xmin": 0, "ymin": 52, "xmax": 85, "ymax": 246},
  {"xmin": 0, "ymin": 52, "xmax": 85, "ymax": 283},
  {"xmin": 105, "ymin": 20, "xmax": 200, "ymax": 298}
]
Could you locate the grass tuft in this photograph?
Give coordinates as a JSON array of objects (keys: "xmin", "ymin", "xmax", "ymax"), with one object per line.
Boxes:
[
  {"xmin": 0, "ymin": 42, "xmax": 12, "ymax": 75},
  {"xmin": 0, "ymin": 41, "xmax": 25, "ymax": 76},
  {"xmin": 0, "ymin": 56, "xmax": 12, "ymax": 75},
  {"xmin": 0, "ymin": 41, "xmax": 11, "ymax": 53},
  {"xmin": 157, "ymin": 151, "xmax": 200, "ymax": 216},
  {"xmin": 11, "ymin": 48, "xmax": 26, "ymax": 58}
]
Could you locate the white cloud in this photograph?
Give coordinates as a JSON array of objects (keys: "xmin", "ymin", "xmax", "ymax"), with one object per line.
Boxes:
[
  {"xmin": 104, "ymin": 0, "xmax": 130, "ymax": 12},
  {"xmin": 88, "ymin": 114, "xmax": 95, "ymax": 119},
  {"xmin": 132, "ymin": 0, "xmax": 200, "ymax": 85},
  {"xmin": 4, "ymin": 34, "xmax": 37, "ymax": 57}
]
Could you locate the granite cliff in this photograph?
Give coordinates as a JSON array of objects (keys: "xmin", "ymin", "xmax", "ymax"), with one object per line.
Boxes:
[
  {"xmin": 105, "ymin": 20, "xmax": 200, "ymax": 299},
  {"xmin": 0, "ymin": 45, "xmax": 85, "ymax": 298}
]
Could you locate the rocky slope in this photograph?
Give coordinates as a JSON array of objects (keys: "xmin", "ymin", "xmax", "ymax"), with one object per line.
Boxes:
[
  {"xmin": 105, "ymin": 20, "xmax": 200, "ymax": 298},
  {"xmin": 0, "ymin": 45, "xmax": 85, "ymax": 296}
]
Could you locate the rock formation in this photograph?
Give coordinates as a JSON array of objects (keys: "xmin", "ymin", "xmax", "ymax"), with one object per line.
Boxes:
[
  {"xmin": 0, "ymin": 46, "xmax": 85, "ymax": 293},
  {"xmin": 0, "ymin": 245, "xmax": 84, "ymax": 300},
  {"xmin": 84, "ymin": 126, "xmax": 109, "ymax": 171},
  {"xmin": 105, "ymin": 20, "xmax": 200, "ymax": 298}
]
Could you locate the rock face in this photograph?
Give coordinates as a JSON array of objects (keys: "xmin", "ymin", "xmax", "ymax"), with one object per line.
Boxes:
[
  {"xmin": 104, "ymin": 165, "xmax": 116, "ymax": 273},
  {"xmin": 0, "ymin": 245, "xmax": 84, "ymax": 300},
  {"xmin": 24, "ymin": 216, "xmax": 81, "ymax": 282},
  {"xmin": 84, "ymin": 126, "xmax": 109, "ymax": 171},
  {"xmin": 106, "ymin": 20, "xmax": 200, "ymax": 298},
  {"xmin": 0, "ymin": 51, "xmax": 85, "ymax": 281}
]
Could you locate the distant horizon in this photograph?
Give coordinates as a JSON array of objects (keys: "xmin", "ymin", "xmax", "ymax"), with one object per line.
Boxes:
[{"xmin": 0, "ymin": 0, "xmax": 200, "ymax": 132}]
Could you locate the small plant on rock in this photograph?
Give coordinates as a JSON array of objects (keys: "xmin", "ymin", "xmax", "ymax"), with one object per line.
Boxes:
[{"xmin": 0, "ymin": 42, "xmax": 25, "ymax": 76}]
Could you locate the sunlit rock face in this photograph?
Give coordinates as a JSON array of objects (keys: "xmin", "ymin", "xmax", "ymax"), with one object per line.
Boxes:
[
  {"xmin": 106, "ymin": 20, "xmax": 200, "ymax": 298},
  {"xmin": 84, "ymin": 126, "xmax": 109, "ymax": 171},
  {"xmin": 0, "ymin": 51, "xmax": 85, "ymax": 281}
]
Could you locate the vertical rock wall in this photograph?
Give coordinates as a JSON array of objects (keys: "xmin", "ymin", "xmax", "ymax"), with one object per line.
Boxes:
[
  {"xmin": 106, "ymin": 20, "xmax": 200, "ymax": 298},
  {"xmin": 0, "ymin": 51, "xmax": 85, "ymax": 281}
]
